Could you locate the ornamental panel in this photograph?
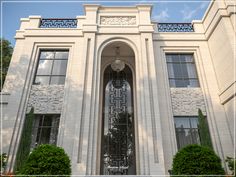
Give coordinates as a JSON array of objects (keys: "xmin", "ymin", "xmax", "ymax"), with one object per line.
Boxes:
[{"xmin": 100, "ymin": 16, "xmax": 136, "ymax": 25}]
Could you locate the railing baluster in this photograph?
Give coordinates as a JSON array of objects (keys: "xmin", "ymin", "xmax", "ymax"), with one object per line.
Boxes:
[
  {"xmin": 158, "ymin": 23, "xmax": 194, "ymax": 32},
  {"xmin": 40, "ymin": 19, "xmax": 77, "ymax": 28}
]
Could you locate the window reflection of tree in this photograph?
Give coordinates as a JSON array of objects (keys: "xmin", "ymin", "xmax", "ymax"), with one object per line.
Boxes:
[{"xmin": 103, "ymin": 112, "xmax": 134, "ymax": 174}]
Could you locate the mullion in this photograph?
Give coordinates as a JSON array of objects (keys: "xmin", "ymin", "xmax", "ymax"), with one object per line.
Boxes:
[
  {"xmin": 48, "ymin": 51, "xmax": 56, "ymax": 84},
  {"xmin": 38, "ymin": 115, "xmax": 45, "ymax": 145}
]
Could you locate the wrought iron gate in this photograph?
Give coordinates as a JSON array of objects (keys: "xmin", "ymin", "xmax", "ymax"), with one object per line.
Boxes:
[{"xmin": 101, "ymin": 65, "xmax": 136, "ymax": 175}]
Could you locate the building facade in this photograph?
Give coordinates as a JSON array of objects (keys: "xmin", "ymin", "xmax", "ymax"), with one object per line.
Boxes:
[{"xmin": 1, "ymin": 0, "xmax": 235, "ymax": 175}]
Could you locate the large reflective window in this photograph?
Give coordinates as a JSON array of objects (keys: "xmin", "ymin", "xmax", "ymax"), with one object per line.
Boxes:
[
  {"xmin": 101, "ymin": 65, "xmax": 136, "ymax": 175},
  {"xmin": 34, "ymin": 50, "xmax": 69, "ymax": 85},
  {"xmin": 166, "ymin": 54, "xmax": 200, "ymax": 87}
]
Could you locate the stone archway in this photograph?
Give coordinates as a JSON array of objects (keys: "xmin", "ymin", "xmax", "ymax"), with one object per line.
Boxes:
[{"xmin": 100, "ymin": 41, "xmax": 136, "ymax": 175}]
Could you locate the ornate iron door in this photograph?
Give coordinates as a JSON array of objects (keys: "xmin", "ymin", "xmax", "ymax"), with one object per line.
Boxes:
[{"xmin": 101, "ymin": 66, "xmax": 136, "ymax": 175}]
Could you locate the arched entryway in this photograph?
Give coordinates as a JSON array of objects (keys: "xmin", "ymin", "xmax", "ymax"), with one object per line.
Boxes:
[{"xmin": 100, "ymin": 41, "xmax": 136, "ymax": 175}]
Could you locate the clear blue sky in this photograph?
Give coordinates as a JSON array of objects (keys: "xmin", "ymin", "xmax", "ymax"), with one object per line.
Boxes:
[{"xmin": 1, "ymin": 0, "xmax": 211, "ymax": 46}]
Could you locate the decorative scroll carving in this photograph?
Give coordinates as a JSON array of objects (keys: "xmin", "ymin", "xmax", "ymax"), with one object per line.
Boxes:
[
  {"xmin": 40, "ymin": 18, "xmax": 77, "ymax": 28},
  {"xmin": 158, "ymin": 23, "xmax": 194, "ymax": 32},
  {"xmin": 100, "ymin": 16, "xmax": 136, "ymax": 25}
]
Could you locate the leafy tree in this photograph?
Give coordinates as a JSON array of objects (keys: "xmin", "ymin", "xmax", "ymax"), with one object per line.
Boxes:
[
  {"xmin": 198, "ymin": 109, "xmax": 213, "ymax": 149},
  {"xmin": 172, "ymin": 144, "xmax": 225, "ymax": 177},
  {"xmin": 0, "ymin": 38, "xmax": 13, "ymax": 91},
  {"xmin": 19, "ymin": 144, "xmax": 71, "ymax": 176},
  {"xmin": 15, "ymin": 107, "xmax": 34, "ymax": 172}
]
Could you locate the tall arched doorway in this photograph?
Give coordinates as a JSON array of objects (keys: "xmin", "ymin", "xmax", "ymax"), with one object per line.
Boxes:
[{"xmin": 100, "ymin": 41, "xmax": 136, "ymax": 175}]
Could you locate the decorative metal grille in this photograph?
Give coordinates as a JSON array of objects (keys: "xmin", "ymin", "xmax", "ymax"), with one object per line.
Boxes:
[
  {"xmin": 158, "ymin": 23, "xmax": 194, "ymax": 32},
  {"xmin": 102, "ymin": 67, "xmax": 135, "ymax": 175},
  {"xmin": 39, "ymin": 18, "xmax": 77, "ymax": 28}
]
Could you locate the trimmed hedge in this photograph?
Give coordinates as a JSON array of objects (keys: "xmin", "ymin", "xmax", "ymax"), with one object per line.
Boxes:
[
  {"xmin": 172, "ymin": 144, "xmax": 225, "ymax": 177},
  {"xmin": 18, "ymin": 144, "xmax": 71, "ymax": 176}
]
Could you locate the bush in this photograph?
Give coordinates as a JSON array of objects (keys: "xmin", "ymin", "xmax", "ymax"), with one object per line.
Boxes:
[
  {"xmin": 18, "ymin": 144, "xmax": 71, "ymax": 176},
  {"xmin": 172, "ymin": 144, "xmax": 225, "ymax": 177},
  {"xmin": 225, "ymin": 156, "xmax": 235, "ymax": 176},
  {"xmin": 0, "ymin": 153, "xmax": 7, "ymax": 172}
]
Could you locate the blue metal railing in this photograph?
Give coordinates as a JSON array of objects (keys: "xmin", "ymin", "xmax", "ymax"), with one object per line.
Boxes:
[
  {"xmin": 39, "ymin": 18, "xmax": 77, "ymax": 28},
  {"xmin": 158, "ymin": 23, "xmax": 194, "ymax": 32}
]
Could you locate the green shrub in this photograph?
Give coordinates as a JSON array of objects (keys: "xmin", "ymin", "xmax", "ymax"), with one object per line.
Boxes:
[
  {"xmin": 172, "ymin": 144, "xmax": 225, "ymax": 177},
  {"xmin": 1, "ymin": 153, "xmax": 7, "ymax": 171},
  {"xmin": 18, "ymin": 144, "xmax": 71, "ymax": 176},
  {"xmin": 225, "ymin": 156, "xmax": 235, "ymax": 176}
]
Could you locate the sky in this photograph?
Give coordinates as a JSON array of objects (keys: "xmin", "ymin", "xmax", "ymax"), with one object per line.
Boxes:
[{"xmin": 1, "ymin": 0, "xmax": 211, "ymax": 46}]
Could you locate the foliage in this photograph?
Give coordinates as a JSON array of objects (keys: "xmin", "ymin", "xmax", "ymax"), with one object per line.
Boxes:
[
  {"xmin": 172, "ymin": 144, "xmax": 225, "ymax": 177},
  {"xmin": 14, "ymin": 107, "xmax": 34, "ymax": 172},
  {"xmin": 0, "ymin": 38, "xmax": 13, "ymax": 91},
  {"xmin": 0, "ymin": 153, "xmax": 7, "ymax": 172},
  {"xmin": 18, "ymin": 144, "xmax": 71, "ymax": 176},
  {"xmin": 198, "ymin": 109, "xmax": 213, "ymax": 149},
  {"xmin": 225, "ymin": 156, "xmax": 235, "ymax": 176}
]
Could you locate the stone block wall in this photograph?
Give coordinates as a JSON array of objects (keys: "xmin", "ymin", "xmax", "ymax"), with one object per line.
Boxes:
[
  {"xmin": 27, "ymin": 85, "xmax": 64, "ymax": 114},
  {"xmin": 170, "ymin": 88, "xmax": 206, "ymax": 116}
]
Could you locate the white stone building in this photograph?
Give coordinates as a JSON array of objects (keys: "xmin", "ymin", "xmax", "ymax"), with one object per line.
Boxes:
[{"xmin": 1, "ymin": 0, "xmax": 235, "ymax": 175}]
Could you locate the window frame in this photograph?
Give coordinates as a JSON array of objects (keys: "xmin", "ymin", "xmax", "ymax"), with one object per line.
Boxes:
[
  {"xmin": 31, "ymin": 114, "xmax": 60, "ymax": 149},
  {"xmin": 166, "ymin": 53, "xmax": 200, "ymax": 88},
  {"xmin": 33, "ymin": 50, "xmax": 69, "ymax": 85},
  {"xmin": 174, "ymin": 116, "xmax": 201, "ymax": 149}
]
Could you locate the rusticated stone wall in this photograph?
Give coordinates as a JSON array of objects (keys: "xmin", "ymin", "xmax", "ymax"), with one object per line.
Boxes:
[
  {"xmin": 27, "ymin": 85, "xmax": 64, "ymax": 114},
  {"xmin": 170, "ymin": 88, "xmax": 206, "ymax": 116}
]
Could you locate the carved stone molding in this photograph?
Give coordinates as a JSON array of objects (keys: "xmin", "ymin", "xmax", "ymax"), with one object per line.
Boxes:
[{"xmin": 100, "ymin": 16, "xmax": 136, "ymax": 25}]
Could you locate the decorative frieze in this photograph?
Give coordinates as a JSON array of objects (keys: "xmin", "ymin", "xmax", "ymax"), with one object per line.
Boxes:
[
  {"xmin": 170, "ymin": 88, "xmax": 206, "ymax": 116},
  {"xmin": 27, "ymin": 85, "xmax": 64, "ymax": 114},
  {"xmin": 100, "ymin": 16, "xmax": 136, "ymax": 25}
]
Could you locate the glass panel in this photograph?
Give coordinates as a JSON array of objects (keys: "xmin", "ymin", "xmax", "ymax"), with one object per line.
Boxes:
[
  {"xmin": 52, "ymin": 60, "xmax": 68, "ymax": 75},
  {"xmin": 42, "ymin": 117, "xmax": 52, "ymax": 127},
  {"xmin": 180, "ymin": 63, "xmax": 188, "ymax": 78},
  {"xmin": 167, "ymin": 63, "xmax": 175, "ymax": 78},
  {"xmin": 179, "ymin": 54, "xmax": 186, "ymax": 62},
  {"xmin": 176, "ymin": 128, "xmax": 192, "ymax": 149},
  {"xmin": 40, "ymin": 51, "xmax": 54, "ymax": 59},
  {"xmin": 49, "ymin": 116, "xmax": 60, "ymax": 145},
  {"xmin": 182, "ymin": 79, "xmax": 190, "ymax": 88},
  {"xmin": 190, "ymin": 117, "xmax": 199, "ymax": 128},
  {"xmin": 166, "ymin": 55, "xmax": 173, "ymax": 62},
  {"xmin": 55, "ymin": 51, "xmax": 69, "ymax": 59},
  {"xmin": 39, "ymin": 127, "xmax": 51, "ymax": 144},
  {"xmin": 172, "ymin": 63, "xmax": 182, "ymax": 78},
  {"xmin": 169, "ymin": 79, "xmax": 176, "ymax": 87},
  {"xmin": 184, "ymin": 54, "xmax": 194, "ymax": 62},
  {"xmin": 175, "ymin": 118, "xmax": 190, "ymax": 128},
  {"xmin": 189, "ymin": 79, "xmax": 200, "ymax": 87},
  {"xmin": 34, "ymin": 76, "xmax": 50, "ymax": 85},
  {"xmin": 191, "ymin": 128, "xmax": 200, "ymax": 144},
  {"xmin": 186, "ymin": 63, "xmax": 197, "ymax": 78},
  {"xmin": 171, "ymin": 54, "xmax": 180, "ymax": 62},
  {"xmin": 50, "ymin": 76, "xmax": 65, "ymax": 85},
  {"xmin": 36, "ymin": 60, "xmax": 53, "ymax": 75},
  {"xmin": 174, "ymin": 79, "xmax": 185, "ymax": 87}
]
